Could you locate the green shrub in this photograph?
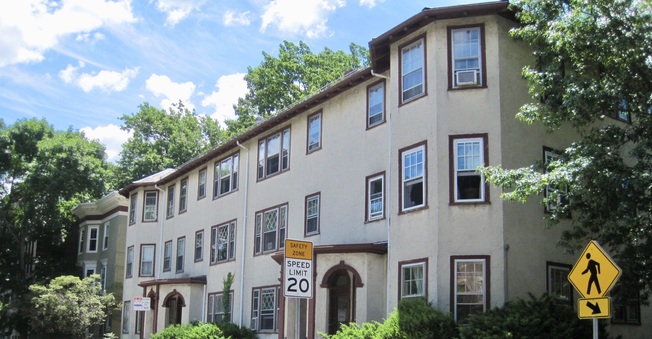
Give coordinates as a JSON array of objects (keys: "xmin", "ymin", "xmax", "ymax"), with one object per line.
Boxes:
[
  {"xmin": 150, "ymin": 322, "xmax": 225, "ymax": 339},
  {"xmin": 217, "ymin": 321, "xmax": 257, "ymax": 339},
  {"xmin": 459, "ymin": 293, "xmax": 609, "ymax": 339}
]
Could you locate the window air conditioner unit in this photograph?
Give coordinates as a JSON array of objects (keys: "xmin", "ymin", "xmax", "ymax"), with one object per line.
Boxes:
[{"xmin": 456, "ymin": 70, "xmax": 479, "ymax": 86}]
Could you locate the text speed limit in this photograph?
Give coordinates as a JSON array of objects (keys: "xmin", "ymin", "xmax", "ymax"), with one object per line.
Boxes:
[{"xmin": 284, "ymin": 258, "xmax": 312, "ymax": 298}]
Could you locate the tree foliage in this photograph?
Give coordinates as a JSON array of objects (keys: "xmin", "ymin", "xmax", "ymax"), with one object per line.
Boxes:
[
  {"xmin": 482, "ymin": 0, "xmax": 652, "ymax": 297},
  {"xmin": 117, "ymin": 101, "xmax": 224, "ymax": 186},
  {"xmin": 0, "ymin": 118, "xmax": 110, "ymax": 335},
  {"xmin": 226, "ymin": 41, "xmax": 370, "ymax": 136},
  {"xmin": 29, "ymin": 275, "xmax": 118, "ymax": 339}
]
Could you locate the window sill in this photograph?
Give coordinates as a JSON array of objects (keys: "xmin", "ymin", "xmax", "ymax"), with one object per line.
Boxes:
[{"xmin": 399, "ymin": 205, "xmax": 428, "ymax": 215}]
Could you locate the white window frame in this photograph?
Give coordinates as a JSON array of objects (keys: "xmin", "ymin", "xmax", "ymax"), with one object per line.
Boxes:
[
  {"xmin": 129, "ymin": 193, "xmax": 137, "ymax": 225},
  {"xmin": 179, "ymin": 178, "xmax": 188, "ymax": 213},
  {"xmin": 87, "ymin": 225, "xmax": 99, "ymax": 253},
  {"xmin": 214, "ymin": 153, "xmax": 239, "ymax": 198},
  {"xmin": 163, "ymin": 240, "xmax": 172, "ymax": 272},
  {"xmin": 143, "ymin": 191, "xmax": 158, "ymax": 222},
  {"xmin": 139, "ymin": 244, "xmax": 155, "ymax": 277},
  {"xmin": 401, "ymin": 37, "xmax": 425, "ymax": 103},
  {"xmin": 367, "ymin": 173, "xmax": 385, "ymax": 221},
  {"xmin": 401, "ymin": 143, "xmax": 426, "ymax": 212},
  {"xmin": 79, "ymin": 226, "xmax": 85, "ymax": 254},
  {"xmin": 102, "ymin": 222, "xmax": 109, "ymax": 251},
  {"xmin": 367, "ymin": 81, "xmax": 385, "ymax": 128},
  {"xmin": 211, "ymin": 221, "xmax": 236, "ymax": 264},
  {"xmin": 254, "ymin": 205, "xmax": 287, "ymax": 255},
  {"xmin": 307, "ymin": 112, "xmax": 322, "ymax": 153},
  {"xmin": 176, "ymin": 237, "xmax": 185, "ymax": 273},
  {"xmin": 453, "ymin": 256, "xmax": 488, "ymax": 321},
  {"xmin": 546, "ymin": 262, "xmax": 572, "ymax": 305},
  {"xmin": 305, "ymin": 193, "xmax": 320, "ymax": 235},
  {"xmin": 400, "ymin": 260, "xmax": 426, "ymax": 299},
  {"xmin": 84, "ymin": 261, "xmax": 97, "ymax": 278},
  {"xmin": 198, "ymin": 168, "xmax": 207, "ymax": 199},
  {"xmin": 100, "ymin": 261, "xmax": 107, "ymax": 290},
  {"xmin": 452, "ymin": 135, "xmax": 487, "ymax": 203},
  {"xmin": 195, "ymin": 230, "xmax": 204, "ymax": 262},
  {"xmin": 126, "ymin": 246, "xmax": 134, "ymax": 278},
  {"xmin": 450, "ymin": 26, "xmax": 483, "ymax": 88},
  {"xmin": 122, "ymin": 301, "xmax": 131, "ymax": 334},
  {"xmin": 258, "ymin": 128, "xmax": 290, "ymax": 180},
  {"xmin": 166, "ymin": 184, "xmax": 175, "ymax": 219},
  {"xmin": 251, "ymin": 286, "xmax": 279, "ymax": 332}
]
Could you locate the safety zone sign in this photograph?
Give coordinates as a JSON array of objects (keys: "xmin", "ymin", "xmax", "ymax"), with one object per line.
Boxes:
[{"xmin": 284, "ymin": 239, "xmax": 313, "ymax": 298}]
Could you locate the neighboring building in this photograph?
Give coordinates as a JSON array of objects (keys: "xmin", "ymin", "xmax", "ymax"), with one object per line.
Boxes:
[
  {"xmin": 73, "ymin": 191, "xmax": 129, "ymax": 338},
  {"xmin": 117, "ymin": 2, "xmax": 650, "ymax": 339}
]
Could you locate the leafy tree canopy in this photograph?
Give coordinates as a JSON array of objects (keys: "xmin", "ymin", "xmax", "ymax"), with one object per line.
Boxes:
[
  {"xmin": 482, "ymin": 0, "xmax": 652, "ymax": 297},
  {"xmin": 226, "ymin": 41, "xmax": 370, "ymax": 136},
  {"xmin": 116, "ymin": 101, "xmax": 224, "ymax": 186},
  {"xmin": 30, "ymin": 275, "xmax": 118, "ymax": 339},
  {"xmin": 0, "ymin": 119, "xmax": 111, "ymax": 335}
]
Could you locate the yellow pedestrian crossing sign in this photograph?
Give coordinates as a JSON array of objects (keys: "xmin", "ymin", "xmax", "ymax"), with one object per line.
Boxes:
[{"xmin": 568, "ymin": 240, "xmax": 621, "ymax": 299}]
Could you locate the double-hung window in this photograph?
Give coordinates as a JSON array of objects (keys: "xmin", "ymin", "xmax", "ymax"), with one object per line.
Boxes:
[
  {"xmin": 400, "ymin": 259, "xmax": 427, "ymax": 299},
  {"xmin": 208, "ymin": 291, "xmax": 234, "ymax": 323},
  {"xmin": 166, "ymin": 184, "xmax": 175, "ymax": 218},
  {"xmin": 179, "ymin": 178, "xmax": 188, "ymax": 213},
  {"xmin": 143, "ymin": 191, "xmax": 158, "ymax": 222},
  {"xmin": 612, "ymin": 283, "xmax": 641, "ymax": 324},
  {"xmin": 546, "ymin": 262, "xmax": 572, "ymax": 305},
  {"xmin": 451, "ymin": 135, "xmax": 488, "ymax": 203},
  {"xmin": 254, "ymin": 204, "xmax": 287, "ymax": 255},
  {"xmin": 198, "ymin": 168, "xmax": 207, "ymax": 199},
  {"xmin": 214, "ymin": 153, "xmax": 239, "ymax": 198},
  {"xmin": 102, "ymin": 222, "xmax": 109, "ymax": 251},
  {"xmin": 139, "ymin": 244, "xmax": 155, "ymax": 277},
  {"xmin": 450, "ymin": 25, "xmax": 484, "ymax": 88},
  {"xmin": 211, "ymin": 221, "xmax": 236, "ymax": 264},
  {"xmin": 87, "ymin": 225, "xmax": 99, "ymax": 253},
  {"xmin": 307, "ymin": 112, "xmax": 322, "ymax": 153},
  {"xmin": 367, "ymin": 81, "xmax": 385, "ymax": 128},
  {"xmin": 79, "ymin": 227, "xmax": 85, "ymax": 254},
  {"xmin": 452, "ymin": 256, "xmax": 489, "ymax": 321},
  {"xmin": 367, "ymin": 173, "xmax": 385, "ymax": 221},
  {"xmin": 401, "ymin": 143, "xmax": 426, "ymax": 212},
  {"xmin": 176, "ymin": 237, "xmax": 185, "ymax": 273},
  {"xmin": 305, "ymin": 193, "xmax": 320, "ymax": 235},
  {"xmin": 251, "ymin": 286, "xmax": 279, "ymax": 332},
  {"xmin": 258, "ymin": 128, "xmax": 290, "ymax": 180},
  {"xmin": 129, "ymin": 193, "xmax": 137, "ymax": 225},
  {"xmin": 122, "ymin": 301, "xmax": 131, "ymax": 334},
  {"xmin": 195, "ymin": 230, "xmax": 204, "ymax": 262},
  {"xmin": 163, "ymin": 241, "xmax": 172, "ymax": 272},
  {"xmin": 126, "ymin": 246, "xmax": 134, "ymax": 278},
  {"xmin": 400, "ymin": 37, "xmax": 425, "ymax": 103}
]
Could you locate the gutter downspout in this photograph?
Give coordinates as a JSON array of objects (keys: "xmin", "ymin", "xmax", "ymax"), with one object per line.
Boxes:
[
  {"xmin": 153, "ymin": 184, "xmax": 166, "ymax": 336},
  {"xmin": 236, "ymin": 140, "xmax": 250, "ymax": 327},
  {"xmin": 371, "ymin": 69, "xmax": 392, "ymax": 316}
]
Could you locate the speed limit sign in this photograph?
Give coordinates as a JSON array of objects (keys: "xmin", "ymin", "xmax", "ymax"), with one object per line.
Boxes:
[{"xmin": 284, "ymin": 239, "xmax": 313, "ymax": 298}]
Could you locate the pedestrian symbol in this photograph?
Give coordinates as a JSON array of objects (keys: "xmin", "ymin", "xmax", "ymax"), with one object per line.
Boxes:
[{"xmin": 568, "ymin": 240, "xmax": 621, "ymax": 299}]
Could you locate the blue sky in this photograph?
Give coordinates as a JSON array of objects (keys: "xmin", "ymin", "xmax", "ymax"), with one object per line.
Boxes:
[{"xmin": 1, "ymin": 0, "xmax": 494, "ymax": 161}]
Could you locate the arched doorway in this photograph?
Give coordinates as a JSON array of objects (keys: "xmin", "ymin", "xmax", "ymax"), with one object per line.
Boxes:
[
  {"xmin": 162, "ymin": 290, "xmax": 185, "ymax": 327},
  {"xmin": 327, "ymin": 270, "xmax": 353, "ymax": 335}
]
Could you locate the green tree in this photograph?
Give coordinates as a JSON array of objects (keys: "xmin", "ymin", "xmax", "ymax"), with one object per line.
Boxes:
[
  {"xmin": 0, "ymin": 119, "xmax": 110, "ymax": 336},
  {"xmin": 117, "ymin": 101, "xmax": 224, "ymax": 186},
  {"xmin": 482, "ymin": 0, "xmax": 652, "ymax": 298},
  {"xmin": 30, "ymin": 275, "xmax": 118, "ymax": 339},
  {"xmin": 221, "ymin": 272, "xmax": 234, "ymax": 323},
  {"xmin": 226, "ymin": 41, "xmax": 370, "ymax": 136}
]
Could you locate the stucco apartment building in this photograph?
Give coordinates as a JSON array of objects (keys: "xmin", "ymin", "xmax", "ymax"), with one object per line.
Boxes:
[
  {"xmin": 115, "ymin": 2, "xmax": 650, "ymax": 338},
  {"xmin": 73, "ymin": 191, "xmax": 129, "ymax": 338}
]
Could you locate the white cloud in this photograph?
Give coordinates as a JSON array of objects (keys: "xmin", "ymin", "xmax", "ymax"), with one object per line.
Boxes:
[
  {"xmin": 81, "ymin": 124, "xmax": 132, "ymax": 163},
  {"xmin": 359, "ymin": 0, "xmax": 385, "ymax": 8},
  {"xmin": 260, "ymin": 0, "xmax": 345, "ymax": 38},
  {"xmin": 0, "ymin": 0, "xmax": 136, "ymax": 67},
  {"xmin": 75, "ymin": 32, "xmax": 105, "ymax": 42},
  {"xmin": 201, "ymin": 73, "xmax": 247, "ymax": 126},
  {"xmin": 59, "ymin": 62, "xmax": 139, "ymax": 93},
  {"xmin": 145, "ymin": 74, "xmax": 196, "ymax": 111},
  {"xmin": 152, "ymin": 0, "xmax": 205, "ymax": 26},
  {"xmin": 223, "ymin": 10, "xmax": 252, "ymax": 26}
]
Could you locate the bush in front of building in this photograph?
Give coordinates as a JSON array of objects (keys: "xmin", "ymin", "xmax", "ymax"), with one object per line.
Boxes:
[
  {"xmin": 458, "ymin": 293, "xmax": 609, "ymax": 339},
  {"xmin": 150, "ymin": 322, "xmax": 225, "ymax": 339},
  {"xmin": 217, "ymin": 321, "xmax": 257, "ymax": 339},
  {"xmin": 322, "ymin": 297, "xmax": 458, "ymax": 339}
]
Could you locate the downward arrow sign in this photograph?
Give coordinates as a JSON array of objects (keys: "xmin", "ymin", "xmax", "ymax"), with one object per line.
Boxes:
[{"xmin": 586, "ymin": 301, "xmax": 602, "ymax": 314}]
